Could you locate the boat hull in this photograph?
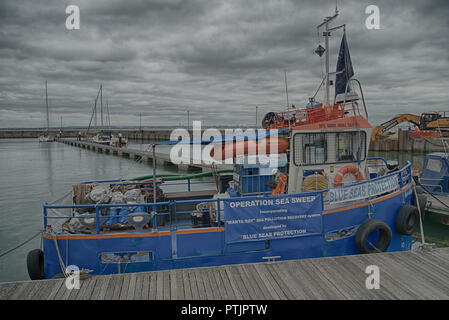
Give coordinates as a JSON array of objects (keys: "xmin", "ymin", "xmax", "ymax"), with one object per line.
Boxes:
[{"xmin": 41, "ymin": 183, "xmax": 414, "ymax": 279}]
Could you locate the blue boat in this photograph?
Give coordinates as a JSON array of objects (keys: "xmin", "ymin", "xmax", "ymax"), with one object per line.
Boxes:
[
  {"xmin": 27, "ymin": 11, "xmax": 424, "ymax": 280},
  {"xmin": 414, "ymin": 152, "xmax": 449, "ymax": 225}
]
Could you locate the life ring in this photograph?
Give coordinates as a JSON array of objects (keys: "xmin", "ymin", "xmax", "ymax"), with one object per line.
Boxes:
[
  {"xmin": 355, "ymin": 219, "xmax": 392, "ymax": 254},
  {"xmin": 395, "ymin": 204, "xmax": 419, "ymax": 235},
  {"xmin": 27, "ymin": 249, "xmax": 45, "ymax": 280},
  {"xmin": 334, "ymin": 165, "xmax": 364, "ymax": 187}
]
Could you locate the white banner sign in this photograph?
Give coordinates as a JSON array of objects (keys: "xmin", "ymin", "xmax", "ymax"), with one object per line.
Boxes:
[{"xmin": 328, "ymin": 174, "xmax": 399, "ymax": 204}]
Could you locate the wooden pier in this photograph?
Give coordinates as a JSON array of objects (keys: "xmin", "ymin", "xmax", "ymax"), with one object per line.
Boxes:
[
  {"xmin": 58, "ymin": 139, "xmax": 232, "ymax": 171},
  {"xmin": 1, "ymin": 247, "xmax": 448, "ymax": 300}
]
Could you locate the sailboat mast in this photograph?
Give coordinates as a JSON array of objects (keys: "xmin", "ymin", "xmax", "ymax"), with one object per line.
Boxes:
[
  {"xmin": 45, "ymin": 80, "xmax": 49, "ymax": 130},
  {"xmin": 100, "ymin": 84, "xmax": 103, "ymax": 128}
]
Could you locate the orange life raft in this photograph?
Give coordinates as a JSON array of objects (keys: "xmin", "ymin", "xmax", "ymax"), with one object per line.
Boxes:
[{"xmin": 210, "ymin": 137, "xmax": 289, "ymax": 160}]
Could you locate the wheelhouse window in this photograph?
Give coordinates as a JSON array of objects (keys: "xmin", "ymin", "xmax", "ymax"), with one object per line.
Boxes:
[
  {"xmin": 335, "ymin": 131, "xmax": 366, "ymax": 162},
  {"xmin": 293, "ymin": 131, "xmax": 366, "ymax": 165},
  {"xmin": 297, "ymin": 133, "xmax": 327, "ymax": 165}
]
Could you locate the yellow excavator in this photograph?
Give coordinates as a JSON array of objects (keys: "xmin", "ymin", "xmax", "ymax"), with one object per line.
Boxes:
[{"xmin": 371, "ymin": 112, "xmax": 449, "ymax": 141}]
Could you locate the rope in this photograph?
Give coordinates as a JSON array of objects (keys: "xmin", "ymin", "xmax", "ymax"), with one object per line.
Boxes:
[
  {"xmin": 53, "ymin": 235, "xmax": 68, "ymax": 277},
  {"xmin": 366, "ymin": 240, "xmax": 383, "ymax": 253},
  {"xmin": 0, "ymin": 230, "xmax": 43, "ymax": 259},
  {"xmin": 412, "ymin": 181, "xmax": 426, "ymax": 245},
  {"xmin": 417, "ymin": 181, "xmax": 449, "ymax": 211},
  {"xmin": 301, "ymin": 173, "xmax": 328, "ymax": 192}
]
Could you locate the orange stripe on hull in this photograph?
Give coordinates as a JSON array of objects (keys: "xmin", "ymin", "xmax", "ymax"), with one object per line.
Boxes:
[{"xmin": 42, "ymin": 231, "xmax": 172, "ymax": 240}]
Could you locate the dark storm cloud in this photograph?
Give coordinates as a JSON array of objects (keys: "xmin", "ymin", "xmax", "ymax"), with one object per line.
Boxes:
[{"xmin": 0, "ymin": 0, "xmax": 448, "ymax": 128}]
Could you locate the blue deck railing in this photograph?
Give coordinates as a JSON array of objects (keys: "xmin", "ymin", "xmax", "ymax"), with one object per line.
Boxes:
[{"xmin": 43, "ymin": 160, "xmax": 412, "ymax": 235}]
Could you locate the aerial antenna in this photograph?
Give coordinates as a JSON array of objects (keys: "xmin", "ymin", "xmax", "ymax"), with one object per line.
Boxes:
[{"xmin": 284, "ymin": 70, "xmax": 289, "ymax": 109}]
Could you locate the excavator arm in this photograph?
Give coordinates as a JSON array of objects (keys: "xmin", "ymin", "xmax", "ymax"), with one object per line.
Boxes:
[{"xmin": 371, "ymin": 113, "xmax": 421, "ymax": 141}]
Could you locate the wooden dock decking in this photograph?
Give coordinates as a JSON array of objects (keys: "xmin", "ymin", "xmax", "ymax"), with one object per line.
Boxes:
[{"xmin": 1, "ymin": 247, "xmax": 449, "ymax": 300}]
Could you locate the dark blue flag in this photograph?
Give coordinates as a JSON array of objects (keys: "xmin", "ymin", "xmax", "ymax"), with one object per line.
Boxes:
[{"xmin": 335, "ymin": 33, "xmax": 354, "ymax": 97}]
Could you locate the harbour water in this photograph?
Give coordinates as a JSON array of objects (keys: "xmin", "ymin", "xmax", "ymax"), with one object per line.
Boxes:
[
  {"xmin": 0, "ymin": 138, "xmax": 213, "ymax": 283},
  {"xmin": 0, "ymin": 139, "xmax": 447, "ymax": 283}
]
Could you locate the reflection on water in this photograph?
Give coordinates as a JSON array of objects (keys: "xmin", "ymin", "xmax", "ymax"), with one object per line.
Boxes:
[{"xmin": 0, "ymin": 139, "xmax": 208, "ymax": 283}]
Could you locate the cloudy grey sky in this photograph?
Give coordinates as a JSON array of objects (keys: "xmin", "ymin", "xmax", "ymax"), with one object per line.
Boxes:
[{"xmin": 0, "ymin": 0, "xmax": 448, "ymax": 128}]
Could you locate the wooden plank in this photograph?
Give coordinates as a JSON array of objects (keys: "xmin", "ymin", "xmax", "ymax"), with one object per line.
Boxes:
[
  {"xmin": 357, "ymin": 253, "xmax": 425, "ymax": 299},
  {"xmin": 92, "ymin": 275, "xmax": 111, "ymax": 300},
  {"xmin": 21, "ymin": 280, "xmax": 45, "ymax": 300},
  {"xmin": 217, "ymin": 267, "xmax": 235, "ymax": 299},
  {"xmin": 188, "ymin": 270, "xmax": 200, "ymax": 299},
  {"xmin": 53, "ymin": 279, "xmax": 74, "ymax": 300},
  {"xmin": 204, "ymin": 268, "xmax": 220, "ymax": 300},
  {"xmin": 224, "ymin": 266, "xmax": 243, "ymax": 300},
  {"xmin": 0, "ymin": 283, "xmax": 19, "ymax": 300},
  {"xmin": 119, "ymin": 274, "xmax": 130, "ymax": 300},
  {"xmin": 46, "ymin": 279, "xmax": 65, "ymax": 300},
  {"xmin": 307, "ymin": 256, "xmax": 367, "ymax": 299},
  {"xmin": 210, "ymin": 267, "xmax": 228, "ymax": 299},
  {"xmin": 148, "ymin": 272, "xmax": 157, "ymax": 300},
  {"xmin": 264, "ymin": 263, "xmax": 296, "ymax": 300},
  {"xmin": 139, "ymin": 273, "xmax": 150, "ymax": 300},
  {"xmin": 111, "ymin": 275, "xmax": 125, "ymax": 300},
  {"xmin": 253, "ymin": 263, "xmax": 284, "ymax": 299},
  {"xmin": 155, "ymin": 271, "xmax": 164, "ymax": 300},
  {"xmin": 169, "ymin": 270, "xmax": 180, "ymax": 300},
  {"xmin": 337, "ymin": 254, "xmax": 397, "ymax": 299},
  {"xmin": 244, "ymin": 264, "xmax": 275, "ymax": 300},
  {"xmin": 163, "ymin": 271, "xmax": 170, "ymax": 300},
  {"xmin": 126, "ymin": 273, "xmax": 137, "ymax": 300},
  {"xmin": 182, "ymin": 270, "xmax": 192, "ymax": 300},
  {"xmin": 193, "ymin": 269, "xmax": 208, "ymax": 300},
  {"xmin": 372, "ymin": 251, "xmax": 445, "ymax": 299},
  {"xmin": 269, "ymin": 261, "xmax": 310, "ymax": 300},
  {"xmin": 284, "ymin": 260, "xmax": 324, "ymax": 299},
  {"xmin": 227, "ymin": 265, "xmax": 250, "ymax": 299},
  {"xmin": 33, "ymin": 280, "xmax": 61, "ymax": 300},
  {"xmin": 104, "ymin": 274, "xmax": 119, "ymax": 300},
  {"xmin": 237, "ymin": 264, "xmax": 264, "ymax": 300},
  {"xmin": 391, "ymin": 251, "xmax": 449, "ymax": 298},
  {"xmin": 8, "ymin": 282, "xmax": 33, "ymax": 300},
  {"xmin": 77, "ymin": 277, "xmax": 98, "ymax": 300},
  {"xmin": 134, "ymin": 273, "xmax": 143, "ymax": 300}
]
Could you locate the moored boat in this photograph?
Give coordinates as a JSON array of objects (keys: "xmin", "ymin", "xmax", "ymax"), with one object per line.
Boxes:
[
  {"xmin": 27, "ymin": 10, "xmax": 424, "ymax": 280},
  {"xmin": 38, "ymin": 80, "xmax": 54, "ymax": 143}
]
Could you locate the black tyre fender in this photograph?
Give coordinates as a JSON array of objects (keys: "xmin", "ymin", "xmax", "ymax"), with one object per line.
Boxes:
[
  {"xmin": 395, "ymin": 204, "xmax": 420, "ymax": 235},
  {"xmin": 355, "ymin": 219, "xmax": 392, "ymax": 254},
  {"xmin": 27, "ymin": 249, "xmax": 45, "ymax": 280}
]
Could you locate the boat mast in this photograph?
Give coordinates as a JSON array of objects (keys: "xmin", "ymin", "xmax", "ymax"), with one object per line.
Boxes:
[
  {"xmin": 317, "ymin": 9, "xmax": 339, "ymax": 106},
  {"xmin": 100, "ymin": 84, "xmax": 103, "ymax": 129},
  {"xmin": 45, "ymin": 80, "xmax": 49, "ymax": 131}
]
